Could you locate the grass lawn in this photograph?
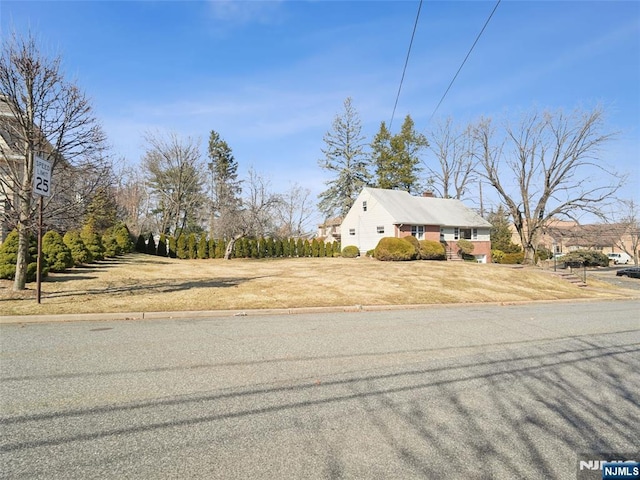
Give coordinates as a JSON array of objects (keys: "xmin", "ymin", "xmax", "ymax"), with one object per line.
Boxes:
[{"xmin": 0, "ymin": 253, "xmax": 632, "ymax": 316}]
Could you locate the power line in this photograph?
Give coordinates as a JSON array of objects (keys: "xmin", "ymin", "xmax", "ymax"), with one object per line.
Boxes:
[
  {"xmin": 428, "ymin": 0, "xmax": 501, "ymax": 123},
  {"xmin": 390, "ymin": 0, "xmax": 423, "ymax": 130}
]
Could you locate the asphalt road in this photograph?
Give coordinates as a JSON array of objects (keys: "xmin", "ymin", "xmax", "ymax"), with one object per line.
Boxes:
[{"xmin": 1, "ymin": 300, "xmax": 639, "ymax": 479}]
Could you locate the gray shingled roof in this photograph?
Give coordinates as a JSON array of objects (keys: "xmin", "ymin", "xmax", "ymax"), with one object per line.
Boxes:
[{"xmin": 365, "ymin": 187, "xmax": 491, "ymax": 228}]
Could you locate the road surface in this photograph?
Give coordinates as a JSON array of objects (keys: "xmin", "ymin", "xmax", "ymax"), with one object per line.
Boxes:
[{"xmin": 1, "ymin": 300, "xmax": 639, "ymax": 479}]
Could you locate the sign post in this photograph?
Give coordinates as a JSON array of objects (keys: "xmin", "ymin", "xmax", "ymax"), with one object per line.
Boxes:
[{"xmin": 33, "ymin": 157, "xmax": 51, "ymax": 304}]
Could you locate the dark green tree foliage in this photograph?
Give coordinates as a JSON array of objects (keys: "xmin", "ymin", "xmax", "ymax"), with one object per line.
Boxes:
[
  {"xmin": 325, "ymin": 241, "xmax": 334, "ymax": 257},
  {"xmin": 0, "ymin": 230, "xmax": 47, "ymax": 281},
  {"xmin": 114, "ymin": 223, "xmax": 134, "ymax": 254},
  {"xmin": 234, "ymin": 238, "xmax": 243, "ymax": 258},
  {"xmin": 296, "ymin": 239, "xmax": 304, "ymax": 258},
  {"xmin": 318, "ymin": 97, "xmax": 372, "ymax": 219},
  {"xmin": 63, "ymin": 231, "xmax": 93, "ymax": 265},
  {"xmin": 187, "ymin": 233, "xmax": 197, "ymax": 259},
  {"xmin": 168, "ymin": 236, "xmax": 177, "ymax": 258},
  {"xmin": 487, "ymin": 206, "xmax": 522, "ymax": 253},
  {"xmin": 42, "ymin": 231, "xmax": 74, "ymax": 272},
  {"xmin": 249, "ymin": 239, "xmax": 258, "ymax": 258},
  {"xmin": 265, "ymin": 237, "xmax": 275, "ymax": 258},
  {"xmin": 208, "ymin": 237, "xmax": 216, "ymax": 259},
  {"xmin": 302, "ymin": 239, "xmax": 311, "ymax": 257},
  {"xmin": 372, "ymin": 115, "xmax": 428, "ymax": 194},
  {"xmin": 135, "ymin": 234, "xmax": 146, "ymax": 254},
  {"xmin": 176, "ymin": 235, "xmax": 188, "ymax": 259},
  {"xmin": 146, "ymin": 233, "xmax": 157, "ymax": 255},
  {"xmin": 208, "ymin": 130, "xmax": 242, "ymax": 239},
  {"xmin": 157, "ymin": 234, "xmax": 168, "ymax": 257},
  {"xmin": 274, "ymin": 239, "xmax": 283, "ymax": 258},
  {"xmin": 282, "ymin": 238, "xmax": 291, "ymax": 257},
  {"xmin": 289, "ymin": 238, "xmax": 296, "ymax": 257},
  {"xmin": 198, "ymin": 233, "xmax": 208, "ymax": 259}
]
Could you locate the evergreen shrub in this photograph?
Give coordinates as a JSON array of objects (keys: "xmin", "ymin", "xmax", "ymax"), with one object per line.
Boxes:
[
  {"xmin": 64, "ymin": 231, "xmax": 93, "ymax": 265},
  {"xmin": 374, "ymin": 237, "xmax": 417, "ymax": 261},
  {"xmin": 157, "ymin": 234, "xmax": 167, "ymax": 257},
  {"xmin": 418, "ymin": 240, "xmax": 446, "ymax": 260},
  {"xmin": 146, "ymin": 233, "xmax": 156, "ymax": 255},
  {"xmin": 42, "ymin": 231, "xmax": 74, "ymax": 272},
  {"xmin": 341, "ymin": 245, "xmax": 360, "ymax": 258},
  {"xmin": 135, "ymin": 234, "xmax": 146, "ymax": 254}
]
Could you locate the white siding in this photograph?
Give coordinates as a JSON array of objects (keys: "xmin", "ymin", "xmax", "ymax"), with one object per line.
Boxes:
[{"xmin": 340, "ymin": 190, "xmax": 396, "ymax": 254}]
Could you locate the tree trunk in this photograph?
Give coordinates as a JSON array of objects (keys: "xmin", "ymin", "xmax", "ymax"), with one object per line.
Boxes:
[
  {"xmin": 223, "ymin": 233, "xmax": 245, "ymax": 260},
  {"xmin": 13, "ymin": 222, "xmax": 30, "ymax": 291}
]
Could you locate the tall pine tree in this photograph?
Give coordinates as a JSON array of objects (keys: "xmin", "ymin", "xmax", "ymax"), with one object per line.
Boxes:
[{"xmin": 317, "ymin": 98, "xmax": 371, "ymax": 220}]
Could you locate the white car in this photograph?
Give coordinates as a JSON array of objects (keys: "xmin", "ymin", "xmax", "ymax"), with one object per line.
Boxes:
[{"xmin": 607, "ymin": 252, "xmax": 631, "ymax": 265}]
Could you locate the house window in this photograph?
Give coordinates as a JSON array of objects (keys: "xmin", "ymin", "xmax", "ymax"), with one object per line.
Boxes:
[
  {"xmin": 456, "ymin": 228, "xmax": 472, "ymax": 240},
  {"xmin": 362, "ymin": 201, "xmax": 367, "ymax": 212},
  {"xmin": 472, "ymin": 228, "xmax": 478, "ymax": 240},
  {"xmin": 377, "ymin": 226, "xmax": 384, "ymax": 234},
  {"xmin": 411, "ymin": 225, "xmax": 425, "ymax": 240},
  {"xmin": 349, "ymin": 228, "xmax": 356, "ymax": 236}
]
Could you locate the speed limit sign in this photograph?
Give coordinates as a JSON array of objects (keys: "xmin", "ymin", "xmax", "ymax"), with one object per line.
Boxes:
[{"xmin": 33, "ymin": 156, "xmax": 52, "ymax": 197}]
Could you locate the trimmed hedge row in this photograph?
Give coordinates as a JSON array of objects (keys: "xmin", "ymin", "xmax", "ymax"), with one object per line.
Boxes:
[{"xmin": 137, "ymin": 234, "xmax": 342, "ymax": 260}]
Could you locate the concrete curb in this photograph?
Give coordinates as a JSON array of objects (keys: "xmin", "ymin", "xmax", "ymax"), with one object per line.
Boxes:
[{"xmin": 1, "ymin": 296, "xmax": 637, "ymax": 324}]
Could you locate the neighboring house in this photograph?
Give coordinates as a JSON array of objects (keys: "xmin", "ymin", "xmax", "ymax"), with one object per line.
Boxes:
[
  {"xmin": 317, "ymin": 217, "xmax": 342, "ymax": 243},
  {"xmin": 341, "ymin": 187, "xmax": 493, "ymax": 262},
  {"xmin": 0, "ymin": 96, "xmax": 22, "ymax": 244}
]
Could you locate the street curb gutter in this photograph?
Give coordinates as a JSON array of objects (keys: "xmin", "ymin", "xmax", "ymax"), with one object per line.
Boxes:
[{"xmin": 1, "ymin": 297, "xmax": 637, "ymax": 325}]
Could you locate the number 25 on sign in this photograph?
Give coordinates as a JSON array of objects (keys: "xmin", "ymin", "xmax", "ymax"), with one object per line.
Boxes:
[{"xmin": 34, "ymin": 156, "xmax": 52, "ymax": 197}]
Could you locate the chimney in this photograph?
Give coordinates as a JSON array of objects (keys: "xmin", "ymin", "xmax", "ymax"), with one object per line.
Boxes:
[{"xmin": 422, "ymin": 191, "xmax": 434, "ymax": 198}]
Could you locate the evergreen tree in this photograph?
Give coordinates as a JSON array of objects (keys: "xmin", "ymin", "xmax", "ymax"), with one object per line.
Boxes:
[
  {"xmin": 157, "ymin": 234, "xmax": 168, "ymax": 257},
  {"xmin": 176, "ymin": 234, "xmax": 188, "ymax": 259},
  {"xmin": 209, "ymin": 237, "xmax": 216, "ymax": 259},
  {"xmin": 187, "ymin": 233, "xmax": 197, "ymax": 259},
  {"xmin": 265, "ymin": 237, "xmax": 275, "ymax": 258},
  {"xmin": 372, "ymin": 115, "xmax": 428, "ymax": 194},
  {"xmin": 0, "ymin": 230, "xmax": 47, "ymax": 281},
  {"xmin": 198, "ymin": 233, "xmax": 208, "ymax": 259},
  {"xmin": 282, "ymin": 238, "xmax": 291, "ymax": 257},
  {"xmin": 135, "ymin": 234, "xmax": 146, "ymax": 253},
  {"xmin": 84, "ymin": 187, "xmax": 118, "ymax": 233},
  {"xmin": 146, "ymin": 233, "xmax": 156, "ymax": 255},
  {"xmin": 311, "ymin": 238, "xmax": 320, "ymax": 257},
  {"xmin": 208, "ymin": 130, "xmax": 242, "ymax": 239},
  {"xmin": 214, "ymin": 239, "xmax": 226, "ymax": 259},
  {"xmin": 487, "ymin": 206, "xmax": 522, "ymax": 253},
  {"xmin": 64, "ymin": 231, "xmax": 93, "ymax": 265},
  {"xmin": 274, "ymin": 239, "xmax": 283, "ymax": 258},
  {"xmin": 168, "ymin": 236, "xmax": 177, "ymax": 258},
  {"xmin": 250, "ymin": 239, "xmax": 259, "ymax": 258},
  {"xmin": 326, "ymin": 241, "xmax": 334, "ymax": 257},
  {"xmin": 318, "ymin": 97, "xmax": 371, "ymax": 219},
  {"xmin": 42, "ymin": 231, "xmax": 73, "ymax": 272},
  {"xmin": 81, "ymin": 224, "xmax": 105, "ymax": 261},
  {"xmin": 101, "ymin": 229, "xmax": 120, "ymax": 258}
]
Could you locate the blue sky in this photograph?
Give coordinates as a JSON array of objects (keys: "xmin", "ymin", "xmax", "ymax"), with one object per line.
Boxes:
[{"xmin": 1, "ymin": 0, "xmax": 639, "ymax": 220}]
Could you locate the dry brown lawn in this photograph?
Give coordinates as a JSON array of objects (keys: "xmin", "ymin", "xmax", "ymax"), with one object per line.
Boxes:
[{"xmin": 0, "ymin": 254, "xmax": 632, "ymax": 316}]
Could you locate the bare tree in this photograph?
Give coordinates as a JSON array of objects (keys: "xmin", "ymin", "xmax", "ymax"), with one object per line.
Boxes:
[
  {"xmin": 0, "ymin": 32, "xmax": 108, "ymax": 290},
  {"xmin": 224, "ymin": 168, "xmax": 280, "ymax": 259},
  {"xmin": 274, "ymin": 182, "xmax": 314, "ymax": 238},
  {"xmin": 607, "ymin": 199, "xmax": 640, "ymax": 266},
  {"xmin": 142, "ymin": 131, "xmax": 205, "ymax": 236},
  {"xmin": 425, "ymin": 117, "xmax": 477, "ymax": 199},
  {"xmin": 475, "ymin": 106, "xmax": 624, "ymax": 264},
  {"xmin": 113, "ymin": 164, "xmax": 153, "ymax": 237}
]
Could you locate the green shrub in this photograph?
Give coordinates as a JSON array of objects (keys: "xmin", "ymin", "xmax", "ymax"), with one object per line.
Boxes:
[
  {"xmin": 341, "ymin": 245, "xmax": 360, "ymax": 258},
  {"xmin": 209, "ymin": 237, "xmax": 216, "ymax": 259},
  {"xmin": 374, "ymin": 237, "xmax": 417, "ymax": 261},
  {"xmin": 418, "ymin": 240, "xmax": 446, "ymax": 260},
  {"xmin": 63, "ymin": 231, "xmax": 93, "ymax": 265},
  {"xmin": 115, "ymin": 223, "xmax": 134, "ymax": 254},
  {"xmin": 187, "ymin": 233, "xmax": 197, "ymax": 259},
  {"xmin": 81, "ymin": 226, "xmax": 104, "ymax": 261},
  {"xmin": 404, "ymin": 236, "xmax": 420, "ymax": 253},
  {"xmin": 536, "ymin": 246, "xmax": 552, "ymax": 261},
  {"xmin": 215, "ymin": 239, "xmax": 226, "ymax": 259},
  {"xmin": 457, "ymin": 239, "xmax": 474, "ymax": 256},
  {"xmin": 42, "ymin": 231, "xmax": 73, "ymax": 272},
  {"xmin": 324, "ymin": 241, "xmax": 333, "ymax": 258},
  {"xmin": 274, "ymin": 239, "xmax": 284, "ymax": 257},
  {"xmin": 0, "ymin": 230, "xmax": 48, "ymax": 281},
  {"xmin": 562, "ymin": 250, "xmax": 609, "ymax": 267},
  {"xmin": 101, "ymin": 229, "xmax": 120, "ymax": 258},
  {"xmin": 500, "ymin": 252, "xmax": 525, "ymax": 264},
  {"xmin": 296, "ymin": 238, "xmax": 304, "ymax": 257},
  {"xmin": 491, "ymin": 249, "xmax": 505, "ymax": 263}
]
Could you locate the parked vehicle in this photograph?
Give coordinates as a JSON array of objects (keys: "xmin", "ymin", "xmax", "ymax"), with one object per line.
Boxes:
[
  {"xmin": 608, "ymin": 252, "xmax": 631, "ymax": 265},
  {"xmin": 616, "ymin": 267, "xmax": 640, "ymax": 278}
]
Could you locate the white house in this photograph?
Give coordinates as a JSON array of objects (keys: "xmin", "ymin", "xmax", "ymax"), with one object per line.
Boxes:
[{"xmin": 340, "ymin": 187, "xmax": 493, "ymax": 262}]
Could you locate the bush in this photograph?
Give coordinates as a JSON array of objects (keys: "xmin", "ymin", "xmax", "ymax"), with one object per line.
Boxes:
[
  {"xmin": 176, "ymin": 235, "xmax": 188, "ymax": 259},
  {"xmin": 101, "ymin": 229, "xmax": 120, "ymax": 258},
  {"xmin": 64, "ymin": 231, "xmax": 93, "ymax": 265},
  {"xmin": 168, "ymin": 236, "xmax": 177, "ymax": 258},
  {"xmin": 562, "ymin": 250, "xmax": 609, "ymax": 267},
  {"xmin": 198, "ymin": 233, "xmax": 208, "ymax": 259},
  {"xmin": 491, "ymin": 249, "xmax": 505, "ymax": 263},
  {"xmin": 81, "ymin": 226, "xmax": 104, "ymax": 261},
  {"xmin": 42, "ymin": 231, "xmax": 73, "ymax": 272},
  {"xmin": 341, "ymin": 245, "xmax": 360, "ymax": 258},
  {"xmin": 374, "ymin": 237, "xmax": 417, "ymax": 261},
  {"xmin": 187, "ymin": 233, "xmax": 198, "ymax": 259},
  {"xmin": 157, "ymin": 234, "xmax": 167, "ymax": 257},
  {"xmin": 500, "ymin": 252, "xmax": 525, "ymax": 264},
  {"xmin": 114, "ymin": 223, "xmax": 134, "ymax": 254},
  {"xmin": 457, "ymin": 239, "xmax": 474, "ymax": 256},
  {"xmin": 418, "ymin": 240, "xmax": 446, "ymax": 260},
  {"xmin": 0, "ymin": 229, "xmax": 48, "ymax": 281}
]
